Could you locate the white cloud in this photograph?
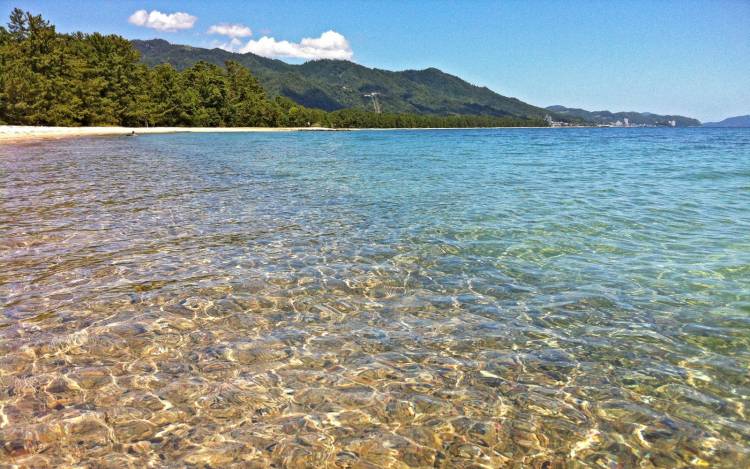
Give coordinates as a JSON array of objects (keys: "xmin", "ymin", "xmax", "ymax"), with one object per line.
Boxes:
[
  {"xmin": 238, "ymin": 30, "xmax": 353, "ymax": 60},
  {"xmin": 212, "ymin": 37, "xmax": 243, "ymax": 51},
  {"xmin": 208, "ymin": 23, "xmax": 252, "ymax": 38},
  {"xmin": 128, "ymin": 10, "xmax": 197, "ymax": 32}
]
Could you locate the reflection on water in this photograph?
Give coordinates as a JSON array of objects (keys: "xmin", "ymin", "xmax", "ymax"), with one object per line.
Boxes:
[{"xmin": 1, "ymin": 129, "xmax": 749, "ymax": 467}]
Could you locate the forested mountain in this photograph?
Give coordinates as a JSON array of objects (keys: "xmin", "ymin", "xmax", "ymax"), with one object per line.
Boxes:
[
  {"xmin": 546, "ymin": 105, "xmax": 700, "ymax": 127},
  {"xmin": 0, "ymin": 9, "xmax": 544, "ymax": 128},
  {"xmin": 702, "ymin": 115, "xmax": 750, "ymax": 127},
  {"xmin": 133, "ymin": 39, "xmax": 552, "ymax": 119},
  {"xmin": 2, "ymin": 9, "xmax": 715, "ymax": 130}
]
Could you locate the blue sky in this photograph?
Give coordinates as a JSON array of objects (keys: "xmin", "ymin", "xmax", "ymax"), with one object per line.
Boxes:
[{"xmin": 3, "ymin": 0, "xmax": 748, "ymax": 122}]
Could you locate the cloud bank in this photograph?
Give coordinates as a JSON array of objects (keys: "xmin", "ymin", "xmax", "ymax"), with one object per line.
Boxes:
[
  {"xmin": 237, "ymin": 30, "xmax": 353, "ymax": 60},
  {"xmin": 128, "ymin": 10, "xmax": 197, "ymax": 32},
  {"xmin": 208, "ymin": 23, "xmax": 252, "ymax": 38}
]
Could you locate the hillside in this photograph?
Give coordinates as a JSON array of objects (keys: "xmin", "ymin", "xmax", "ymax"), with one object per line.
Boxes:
[
  {"xmin": 1, "ymin": 8, "xmax": 545, "ymax": 129},
  {"xmin": 702, "ymin": 115, "xmax": 750, "ymax": 127},
  {"xmin": 546, "ymin": 105, "xmax": 700, "ymax": 127},
  {"xmin": 133, "ymin": 39, "xmax": 552, "ymax": 119}
]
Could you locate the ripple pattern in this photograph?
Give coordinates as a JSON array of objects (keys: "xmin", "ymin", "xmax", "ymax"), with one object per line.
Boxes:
[{"xmin": 1, "ymin": 128, "xmax": 749, "ymax": 467}]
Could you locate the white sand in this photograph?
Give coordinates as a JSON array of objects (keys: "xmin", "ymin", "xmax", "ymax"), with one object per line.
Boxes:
[
  {"xmin": 0, "ymin": 125, "xmax": 563, "ymax": 143},
  {"xmin": 0, "ymin": 125, "xmax": 338, "ymax": 143}
]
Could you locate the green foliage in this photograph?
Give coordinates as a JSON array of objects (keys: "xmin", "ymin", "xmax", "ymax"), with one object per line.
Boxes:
[
  {"xmin": 0, "ymin": 9, "xmax": 545, "ymax": 129},
  {"xmin": 327, "ymin": 108, "xmax": 544, "ymax": 129},
  {"xmin": 0, "ymin": 9, "xmax": 145, "ymax": 126},
  {"xmin": 133, "ymin": 39, "xmax": 553, "ymax": 119}
]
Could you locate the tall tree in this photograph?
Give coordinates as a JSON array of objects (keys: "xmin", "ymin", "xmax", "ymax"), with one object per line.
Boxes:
[{"xmin": 0, "ymin": 9, "xmax": 544, "ymax": 129}]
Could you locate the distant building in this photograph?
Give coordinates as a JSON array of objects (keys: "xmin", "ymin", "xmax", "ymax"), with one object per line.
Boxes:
[
  {"xmin": 669, "ymin": 120, "xmax": 676, "ymax": 127},
  {"xmin": 544, "ymin": 114, "xmax": 581, "ymax": 128},
  {"xmin": 623, "ymin": 117, "xmax": 629, "ymax": 127}
]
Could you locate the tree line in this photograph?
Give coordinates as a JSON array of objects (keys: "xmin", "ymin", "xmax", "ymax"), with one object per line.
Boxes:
[{"xmin": 0, "ymin": 9, "xmax": 545, "ymax": 128}]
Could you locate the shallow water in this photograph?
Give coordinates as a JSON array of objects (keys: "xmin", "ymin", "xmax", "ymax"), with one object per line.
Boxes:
[{"xmin": 1, "ymin": 128, "xmax": 749, "ymax": 467}]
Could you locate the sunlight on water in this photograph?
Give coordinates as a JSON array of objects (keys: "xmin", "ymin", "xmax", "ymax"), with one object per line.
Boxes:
[{"xmin": 1, "ymin": 128, "xmax": 749, "ymax": 467}]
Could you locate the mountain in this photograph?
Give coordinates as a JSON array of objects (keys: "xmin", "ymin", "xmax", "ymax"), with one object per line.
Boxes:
[
  {"xmin": 546, "ymin": 105, "xmax": 700, "ymax": 127},
  {"xmin": 702, "ymin": 115, "xmax": 750, "ymax": 127},
  {"xmin": 132, "ymin": 39, "xmax": 552, "ymax": 119}
]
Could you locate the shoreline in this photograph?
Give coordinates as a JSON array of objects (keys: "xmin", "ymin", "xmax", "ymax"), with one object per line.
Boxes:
[
  {"xmin": 0, "ymin": 124, "xmax": 606, "ymax": 144},
  {"xmin": 0, "ymin": 125, "xmax": 584, "ymax": 144},
  {"xmin": 0, "ymin": 125, "xmax": 341, "ymax": 144}
]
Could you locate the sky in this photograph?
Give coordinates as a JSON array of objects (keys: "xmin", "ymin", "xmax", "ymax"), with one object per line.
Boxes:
[{"xmin": 2, "ymin": 0, "xmax": 748, "ymax": 122}]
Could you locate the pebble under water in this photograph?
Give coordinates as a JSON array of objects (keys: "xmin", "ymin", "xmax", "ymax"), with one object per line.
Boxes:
[{"xmin": 1, "ymin": 128, "xmax": 749, "ymax": 467}]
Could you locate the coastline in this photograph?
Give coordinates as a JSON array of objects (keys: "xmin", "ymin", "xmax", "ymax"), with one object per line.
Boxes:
[
  {"xmin": 0, "ymin": 125, "xmax": 344, "ymax": 144},
  {"xmin": 0, "ymin": 125, "xmax": 579, "ymax": 144}
]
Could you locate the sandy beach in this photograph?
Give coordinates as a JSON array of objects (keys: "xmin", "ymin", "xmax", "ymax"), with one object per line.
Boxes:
[
  {"xmin": 0, "ymin": 126, "xmax": 567, "ymax": 143},
  {"xmin": 0, "ymin": 125, "xmax": 338, "ymax": 143}
]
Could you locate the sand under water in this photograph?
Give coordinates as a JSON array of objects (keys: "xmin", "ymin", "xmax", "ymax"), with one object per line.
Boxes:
[{"xmin": 1, "ymin": 128, "xmax": 749, "ymax": 467}]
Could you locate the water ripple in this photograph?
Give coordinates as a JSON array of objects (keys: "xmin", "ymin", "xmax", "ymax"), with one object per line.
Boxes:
[{"xmin": 1, "ymin": 128, "xmax": 749, "ymax": 467}]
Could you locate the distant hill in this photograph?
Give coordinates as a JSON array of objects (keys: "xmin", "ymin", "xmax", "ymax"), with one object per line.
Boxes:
[
  {"xmin": 702, "ymin": 115, "xmax": 750, "ymax": 127},
  {"xmin": 546, "ymin": 105, "xmax": 700, "ymax": 127},
  {"xmin": 132, "ymin": 39, "xmax": 553, "ymax": 119}
]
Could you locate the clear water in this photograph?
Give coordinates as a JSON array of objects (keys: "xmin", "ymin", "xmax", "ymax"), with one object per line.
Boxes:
[{"xmin": 1, "ymin": 128, "xmax": 749, "ymax": 467}]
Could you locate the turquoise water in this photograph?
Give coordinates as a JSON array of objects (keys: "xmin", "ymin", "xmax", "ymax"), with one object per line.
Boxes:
[{"xmin": 1, "ymin": 128, "xmax": 749, "ymax": 466}]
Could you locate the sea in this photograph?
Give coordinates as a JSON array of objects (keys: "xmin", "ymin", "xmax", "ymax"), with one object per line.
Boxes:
[{"xmin": 1, "ymin": 128, "xmax": 749, "ymax": 467}]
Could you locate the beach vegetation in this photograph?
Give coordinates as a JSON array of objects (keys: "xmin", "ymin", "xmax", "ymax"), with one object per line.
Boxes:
[{"xmin": 0, "ymin": 9, "xmax": 544, "ymax": 128}]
